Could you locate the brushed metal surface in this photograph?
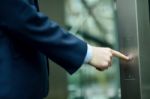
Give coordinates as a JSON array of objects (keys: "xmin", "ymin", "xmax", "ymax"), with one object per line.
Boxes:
[
  {"xmin": 138, "ymin": 0, "xmax": 150, "ymax": 98},
  {"xmin": 117, "ymin": 0, "xmax": 141, "ymax": 99},
  {"xmin": 116, "ymin": 0, "xmax": 150, "ymax": 99}
]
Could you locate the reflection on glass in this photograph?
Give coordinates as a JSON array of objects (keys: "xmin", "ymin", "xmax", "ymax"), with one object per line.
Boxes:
[{"xmin": 65, "ymin": 0, "xmax": 120, "ymax": 99}]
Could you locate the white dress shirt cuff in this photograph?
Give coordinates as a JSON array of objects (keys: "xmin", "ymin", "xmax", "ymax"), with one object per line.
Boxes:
[{"xmin": 84, "ymin": 44, "xmax": 93, "ymax": 63}]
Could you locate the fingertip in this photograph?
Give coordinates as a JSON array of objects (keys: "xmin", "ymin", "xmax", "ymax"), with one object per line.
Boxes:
[{"xmin": 127, "ymin": 55, "xmax": 134, "ymax": 61}]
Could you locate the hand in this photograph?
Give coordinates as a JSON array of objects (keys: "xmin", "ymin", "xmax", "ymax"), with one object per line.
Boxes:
[{"xmin": 89, "ymin": 46, "xmax": 129, "ymax": 71}]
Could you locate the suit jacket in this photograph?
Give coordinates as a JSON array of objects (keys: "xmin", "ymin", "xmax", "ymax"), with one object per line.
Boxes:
[{"xmin": 0, "ymin": 0, "xmax": 87, "ymax": 98}]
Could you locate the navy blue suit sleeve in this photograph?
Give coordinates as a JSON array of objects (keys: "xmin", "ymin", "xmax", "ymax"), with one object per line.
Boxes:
[{"xmin": 0, "ymin": 0, "xmax": 87, "ymax": 74}]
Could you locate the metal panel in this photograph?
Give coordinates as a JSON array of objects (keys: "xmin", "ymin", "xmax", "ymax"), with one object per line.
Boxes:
[
  {"xmin": 116, "ymin": 0, "xmax": 150, "ymax": 99},
  {"xmin": 116, "ymin": 0, "xmax": 141, "ymax": 98},
  {"xmin": 138, "ymin": 0, "xmax": 150, "ymax": 98}
]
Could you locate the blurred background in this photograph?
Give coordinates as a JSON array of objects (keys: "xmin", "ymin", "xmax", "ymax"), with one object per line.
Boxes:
[{"xmin": 39, "ymin": 0, "xmax": 121, "ymax": 99}]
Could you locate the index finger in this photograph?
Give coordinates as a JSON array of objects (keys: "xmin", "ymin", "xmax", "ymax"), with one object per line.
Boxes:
[{"xmin": 111, "ymin": 50, "xmax": 129, "ymax": 61}]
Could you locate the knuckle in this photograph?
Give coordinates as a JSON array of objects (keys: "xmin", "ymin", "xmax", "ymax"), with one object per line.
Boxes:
[
  {"xmin": 106, "ymin": 59, "xmax": 111, "ymax": 63},
  {"xmin": 102, "ymin": 62, "xmax": 109, "ymax": 67},
  {"xmin": 110, "ymin": 53, "xmax": 113, "ymax": 57},
  {"xmin": 107, "ymin": 57, "xmax": 111, "ymax": 62}
]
